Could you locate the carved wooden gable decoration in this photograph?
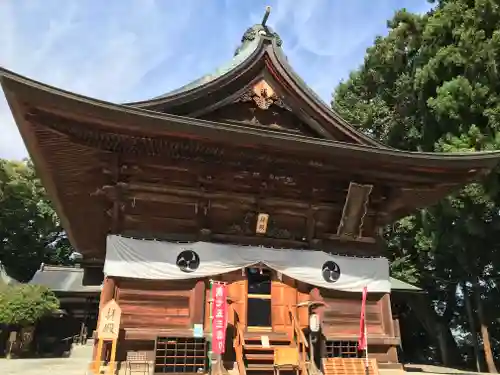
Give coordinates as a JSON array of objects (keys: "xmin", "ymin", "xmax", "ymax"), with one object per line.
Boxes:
[
  {"xmin": 237, "ymin": 80, "xmax": 287, "ymax": 110},
  {"xmin": 199, "ymin": 79, "xmax": 319, "ymax": 137}
]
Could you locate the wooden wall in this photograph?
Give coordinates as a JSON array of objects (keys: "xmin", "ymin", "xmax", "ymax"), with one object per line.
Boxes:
[
  {"xmin": 320, "ymin": 291, "xmax": 385, "ymax": 337},
  {"xmin": 316, "ymin": 289, "xmax": 398, "ymax": 364},
  {"xmin": 111, "ymin": 274, "xmax": 399, "ymax": 365},
  {"xmin": 115, "ymin": 278, "xmax": 205, "ymax": 332}
]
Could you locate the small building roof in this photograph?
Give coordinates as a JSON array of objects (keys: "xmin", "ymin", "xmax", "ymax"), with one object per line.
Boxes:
[
  {"xmin": 29, "ymin": 265, "xmax": 101, "ymax": 293},
  {"xmin": 390, "ymin": 277, "xmax": 422, "ymax": 293}
]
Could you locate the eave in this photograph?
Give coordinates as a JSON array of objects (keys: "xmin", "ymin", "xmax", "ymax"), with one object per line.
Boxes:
[
  {"xmin": 2, "ymin": 68, "xmax": 500, "ymax": 257},
  {"xmin": 2, "ymin": 68, "xmax": 500, "ymax": 171}
]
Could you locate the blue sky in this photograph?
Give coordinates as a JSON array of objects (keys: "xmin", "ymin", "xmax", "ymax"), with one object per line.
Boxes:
[{"xmin": 0, "ymin": 0, "xmax": 432, "ymax": 160}]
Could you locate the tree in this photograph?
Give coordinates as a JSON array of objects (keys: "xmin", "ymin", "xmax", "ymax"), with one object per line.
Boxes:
[
  {"xmin": 0, "ymin": 159, "xmax": 73, "ymax": 282},
  {"xmin": 0, "ymin": 284, "xmax": 59, "ymax": 326},
  {"xmin": 333, "ymin": 0, "xmax": 500, "ymax": 371}
]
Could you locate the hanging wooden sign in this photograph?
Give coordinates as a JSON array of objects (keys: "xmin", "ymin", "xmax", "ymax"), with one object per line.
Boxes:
[
  {"xmin": 256, "ymin": 213, "xmax": 269, "ymax": 234},
  {"xmin": 97, "ymin": 299, "xmax": 122, "ymax": 340},
  {"xmin": 93, "ymin": 299, "xmax": 121, "ymax": 375}
]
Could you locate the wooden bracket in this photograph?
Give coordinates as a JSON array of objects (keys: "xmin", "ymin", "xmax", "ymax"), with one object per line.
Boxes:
[{"xmin": 337, "ymin": 182, "xmax": 373, "ymax": 238}]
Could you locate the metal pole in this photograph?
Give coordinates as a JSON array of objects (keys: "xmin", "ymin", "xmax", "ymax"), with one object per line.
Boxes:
[
  {"xmin": 364, "ymin": 321, "xmax": 369, "ymax": 375},
  {"xmin": 208, "ymin": 280, "xmax": 213, "ymax": 372},
  {"xmin": 309, "ymin": 332, "xmax": 314, "ymax": 367},
  {"xmin": 261, "ymin": 6, "xmax": 271, "ymax": 26}
]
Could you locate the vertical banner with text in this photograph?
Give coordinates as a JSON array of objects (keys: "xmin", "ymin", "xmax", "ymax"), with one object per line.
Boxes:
[{"xmin": 211, "ymin": 282, "xmax": 228, "ymax": 355}]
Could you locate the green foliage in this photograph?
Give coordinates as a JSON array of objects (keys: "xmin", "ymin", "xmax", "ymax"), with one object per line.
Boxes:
[
  {"xmin": 0, "ymin": 284, "xmax": 59, "ymax": 326},
  {"xmin": 0, "ymin": 159, "xmax": 73, "ymax": 282},
  {"xmin": 333, "ymin": 0, "xmax": 500, "ymax": 368}
]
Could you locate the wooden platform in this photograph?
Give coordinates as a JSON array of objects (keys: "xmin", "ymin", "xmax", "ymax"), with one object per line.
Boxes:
[{"xmin": 322, "ymin": 358, "xmax": 379, "ymax": 375}]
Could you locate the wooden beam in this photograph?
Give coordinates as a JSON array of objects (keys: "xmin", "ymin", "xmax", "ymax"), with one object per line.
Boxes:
[
  {"xmin": 107, "ymin": 182, "xmax": 354, "ymax": 211},
  {"xmin": 115, "ymin": 230, "xmax": 382, "ymax": 256},
  {"xmin": 115, "ymin": 155, "xmax": 459, "ymax": 189},
  {"xmin": 124, "ymin": 214, "xmax": 197, "ymax": 229},
  {"xmin": 110, "ymin": 156, "xmax": 123, "ymax": 234},
  {"xmin": 322, "ymin": 233, "xmax": 377, "ymax": 244},
  {"xmin": 196, "ymin": 196, "xmax": 212, "ymax": 240},
  {"xmin": 306, "ymin": 205, "xmax": 315, "ymax": 247}
]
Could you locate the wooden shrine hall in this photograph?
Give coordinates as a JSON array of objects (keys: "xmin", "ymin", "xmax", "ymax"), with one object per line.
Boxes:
[{"xmin": 2, "ymin": 9, "xmax": 500, "ymax": 375}]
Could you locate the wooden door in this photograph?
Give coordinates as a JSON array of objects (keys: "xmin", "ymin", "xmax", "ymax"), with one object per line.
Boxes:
[
  {"xmin": 271, "ymin": 274, "xmax": 298, "ymax": 336},
  {"xmin": 297, "ymin": 283, "xmax": 310, "ymax": 330},
  {"xmin": 203, "ymin": 271, "xmax": 248, "ymax": 332},
  {"xmin": 227, "ymin": 279, "xmax": 247, "ymax": 328},
  {"xmin": 224, "ymin": 271, "xmax": 248, "ymax": 329}
]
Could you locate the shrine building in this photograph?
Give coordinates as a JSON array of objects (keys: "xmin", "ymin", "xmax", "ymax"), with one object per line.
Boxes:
[{"xmin": 2, "ymin": 14, "xmax": 500, "ymax": 375}]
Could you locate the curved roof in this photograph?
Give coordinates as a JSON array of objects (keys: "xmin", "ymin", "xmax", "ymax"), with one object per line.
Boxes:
[
  {"xmin": 130, "ymin": 24, "xmax": 279, "ymax": 104},
  {"xmin": 2, "ymin": 23, "xmax": 500, "ymax": 257},
  {"xmin": 2, "ymin": 67, "xmax": 500, "ymax": 169},
  {"xmin": 152, "ymin": 38, "xmax": 261, "ymax": 100},
  {"xmin": 1, "ymin": 67, "xmax": 500, "ymax": 256},
  {"xmin": 124, "ymin": 24, "xmax": 389, "ymax": 148}
]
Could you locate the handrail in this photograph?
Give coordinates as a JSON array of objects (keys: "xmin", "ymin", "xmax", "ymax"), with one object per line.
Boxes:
[
  {"xmin": 288, "ymin": 305, "xmax": 309, "ymax": 375},
  {"xmin": 288, "ymin": 305, "xmax": 308, "ymax": 348},
  {"xmin": 233, "ymin": 313, "xmax": 246, "ymax": 375}
]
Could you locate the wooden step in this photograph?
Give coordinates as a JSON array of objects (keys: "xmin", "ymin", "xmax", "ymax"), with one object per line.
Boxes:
[
  {"xmin": 246, "ymin": 352, "xmax": 274, "ymax": 360},
  {"xmin": 245, "ymin": 334, "xmax": 289, "ymax": 340},
  {"xmin": 246, "ymin": 363, "xmax": 299, "ymax": 375},
  {"xmin": 244, "ymin": 344, "xmax": 282, "ymax": 349},
  {"xmin": 244, "ymin": 337, "xmax": 291, "ymax": 348},
  {"xmin": 247, "ymin": 363, "xmax": 275, "ymax": 370}
]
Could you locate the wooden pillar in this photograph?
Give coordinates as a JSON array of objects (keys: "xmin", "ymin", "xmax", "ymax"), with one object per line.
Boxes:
[
  {"xmin": 379, "ymin": 294, "xmax": 395, "ymax": 336},
  {"xmin": 92, "ymin": 277, "xmax": 116, "ymax": 361},
  {"xmin": 380, "ymin": 293, "xmax": 398, "ymax": 364},
  {"xmin": 310, "ymin": 288, "xmax": 326, "ymax": 361},
  {"xmin": 100, "ymin": 277, "xmax": 116, "ymax": 307},
  {"xmin": 190, "ymin": 280, "xmax": 206, "ymax": 325}
]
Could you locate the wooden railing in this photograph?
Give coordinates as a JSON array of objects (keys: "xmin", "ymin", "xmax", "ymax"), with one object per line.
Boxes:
[
  {"xmin": 233, "ymin": 313, "xmax": 246, "ymax": 375},
  {"xmin": 288, "ymin": 305, "xmax": 309, "ymax": 375}
]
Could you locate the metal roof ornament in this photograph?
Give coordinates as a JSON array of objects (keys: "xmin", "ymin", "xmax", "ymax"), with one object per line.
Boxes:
[
  {"xmin": 261, "ymin": 5, "xmax": 271, "ymax": 27},
  {"xmin": 234, "ymin": 6, "xmax": 282, "ymax": 56}
]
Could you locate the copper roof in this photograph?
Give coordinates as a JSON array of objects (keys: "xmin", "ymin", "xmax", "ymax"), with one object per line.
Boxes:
[{"xmin": 29, "ymin": 265, "xmax": 101, "ymax": 293}]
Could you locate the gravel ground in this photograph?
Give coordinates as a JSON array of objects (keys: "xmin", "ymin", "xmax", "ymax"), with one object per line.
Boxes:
[
  {"xmin": 0, "ymin": 344, "xmax": 93, "ymax": 375},
  {"xmin": 0, "ymin": 345, "xmax": 486, "ymax": 375}
]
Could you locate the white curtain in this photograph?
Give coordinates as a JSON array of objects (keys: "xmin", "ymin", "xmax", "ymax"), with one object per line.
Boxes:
[{"xmin": 104, "ymin": 235, "xmax": 390, "ymax": 293}]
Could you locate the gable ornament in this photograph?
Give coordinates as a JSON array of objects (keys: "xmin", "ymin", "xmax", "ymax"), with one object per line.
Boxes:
[{"xmin": 237, "ymin": 80, "xmax": 290, "ymax": 111}]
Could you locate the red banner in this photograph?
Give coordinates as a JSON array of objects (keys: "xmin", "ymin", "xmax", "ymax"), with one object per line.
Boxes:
[
  {"xmin": 358, "ymin": 286, "xmax": 368, "ymax": 351},
  {"xmin": 211, "ymin": 282, "xmax": 228, "ymax": 354}
]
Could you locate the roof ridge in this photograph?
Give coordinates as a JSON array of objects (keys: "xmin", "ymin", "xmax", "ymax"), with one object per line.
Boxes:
[{"xmin": 40, "ymin": 265, "xmax": 83, "ymax": 272}]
